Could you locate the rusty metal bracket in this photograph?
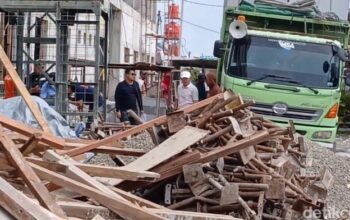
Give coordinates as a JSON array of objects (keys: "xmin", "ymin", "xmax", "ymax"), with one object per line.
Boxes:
[
  {"xmin": 183, "ymin": 164, "xmax": 206, "ymax": 184},
  {"xmin": 167, "ymin": 111, "xmax": 187, "ymax": 133}
]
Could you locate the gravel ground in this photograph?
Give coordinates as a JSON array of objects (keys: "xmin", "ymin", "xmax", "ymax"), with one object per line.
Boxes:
[
  {"xmin": 335, "ymin": 134, "xmax": 350, "ymax": 153},
  {"xmin": 86, "ymin": 131, "xmax": 155, "ymax": 166},
  {"xmin": 119, "ymin": 131, "xmax": 155, "ymax": 164},
  {"xmin": 306, "ymin": 138, "xmax": 350, "ymax": 215},
  {"xmin": 122, "ymin": 131, "xmax": 155, "ymax": 151}
]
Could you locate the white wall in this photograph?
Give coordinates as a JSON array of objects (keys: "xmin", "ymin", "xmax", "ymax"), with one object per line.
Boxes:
[
  {"xmin": 68, "ymin": 13, "xmax": 105, "ymax": 83},
  {"xmin": 20, "ymin": 12, "xmax": 103, "ymax": 83},
  {"xmin": 108, "ymin": 0, "xmax": 157, "ymax": 100}
]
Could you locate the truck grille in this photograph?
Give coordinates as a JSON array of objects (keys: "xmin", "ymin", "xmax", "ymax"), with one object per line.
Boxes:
[{"xmin": 251, "ymin": 103, "xmax": 322, "ymax": 121}]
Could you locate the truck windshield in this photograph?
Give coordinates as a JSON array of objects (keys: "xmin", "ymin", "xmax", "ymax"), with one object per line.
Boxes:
[{"xmin": 227, "ymin": 36, "xmax": 340, "ymax": 89}]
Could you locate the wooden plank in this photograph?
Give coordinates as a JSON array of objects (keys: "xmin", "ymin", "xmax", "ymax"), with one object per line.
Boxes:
[
  {"xmin": 92, "ymin": 214, "xmax": 107, "ymax": 220},
  {"xmin": 0, "ymin": 44, "xmax": 50, "ymax": 133},
  {"xmin": 21, "ymin": 133, "xmax": 42, "ymax": 156},
  {"xmin": 27, "ymin": 157, "xmax": 160, "ymax": 181},
  {"xmin": 119, "ymin": 151, "xmax": 201, "ymax": 191},
  {"xmin": 0, "ymin": 116, "xmax": 64, "ymax": 149},
  {"xmin": 122, "ymin": 130, "xmax": 271, "ymax": 190},
  {"xmin": 43, "ymin": 150, "xmax": 127, "ymax": 200},
  {"xmin": 87, "ymin": 147, "xmax": 146, "ymax": 156},
  {"xmin": 30, "ymin": 163, "xmax": 164, "ymax": 220},
  {"xmin": 77, "ymin": 163, "xmax": 160, "ymax": 181},
  {"xmin": 122, "ymin": 126, "xmax": 208, "ymax": 171},
  {"xmin": 65, "ymin": 138, "xmax": 123, "ymax": 147},
  {"xmin": 43, "ymin": 150, "xmax": 164, "ymax": 219},
  {"xmin": 61, "ymin": 94, "xmax": 223, "ymax": 157},
  {"xmin": 155, "ymin": 150, "xmax": 200, "ymax": 170},
  {"xmin": 62, "ymin": 142, "xmax": 146, "ymax": 157},
  {"xmin": 198, "ymin": 130, "xmax": 270, "ymax": 164},
  {"xmin": 97, "ymin": 126, "xmax": 209, "ymax": 186},
  {"xmin": 0, "ymin": 206, "xmax": 13, "ymax": 220},
  {"xmin": 147, "ymin": 126, "xmax": 160, "ymax": 145},
  {"xmin": 147, "ymin": 208, "xmax": 242, "ymax": 220},
  {"xmin": 26, "ymin": 157, "xmax": 67, "ymax": 173},
  {"xmin": 0, "ymin": 152, "xmax": 15, "ymax": 172},
  {"xmin": 0, "ymin": 131, "xmax": 67, "ymax": 218},
  {"xmin": 0, "ymin": 177, "xmax": 62, "ymax": 220},
  {"xmin": 58, "ymin": 201, "xmax": 112, "ymax": 220}
]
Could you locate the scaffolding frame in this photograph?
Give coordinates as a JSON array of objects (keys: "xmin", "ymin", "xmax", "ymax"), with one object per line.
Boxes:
[{"xmin": 0, "ymin": 0, "xmax": 109, "ymax": 122}]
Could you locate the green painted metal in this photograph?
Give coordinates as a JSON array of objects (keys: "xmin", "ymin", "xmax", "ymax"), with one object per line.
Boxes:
[{"xmin": 217, "ymin": 6, "xmax": 350, "ymax": 144}]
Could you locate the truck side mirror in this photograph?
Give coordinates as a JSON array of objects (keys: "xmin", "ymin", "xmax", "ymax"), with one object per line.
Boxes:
[
  {"xmin": 332, "ymin": 45, "xmax": 349, "ymax": 62},
  {"xmin": 213, "ymin": 40, "xmax": 224, "ymax": 58}
]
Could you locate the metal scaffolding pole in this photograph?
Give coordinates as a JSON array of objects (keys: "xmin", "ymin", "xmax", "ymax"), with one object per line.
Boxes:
[{"xmin": 0, "ymin": 0, "xmax": 109, "ymax": 126}]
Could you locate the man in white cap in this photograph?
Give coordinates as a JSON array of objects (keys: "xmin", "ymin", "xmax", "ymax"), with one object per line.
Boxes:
[{"xmin": 175, "ymin": 70, "xmax": 199, "ymax": 109}]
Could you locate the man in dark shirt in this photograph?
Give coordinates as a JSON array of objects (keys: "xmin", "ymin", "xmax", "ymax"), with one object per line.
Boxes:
[
  {"xmin": 28, "ymin": 62, "xmax": 45, "ymax": 96},
  {"xmin": 68, "ymin": 84, "xmax": 103, "ymax": 129},
  {"xmin": 114, "ymin": 69, "xmax": 144, "ymax": 124}
]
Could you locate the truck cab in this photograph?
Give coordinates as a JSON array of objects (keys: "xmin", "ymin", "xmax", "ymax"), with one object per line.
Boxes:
[{"xmin": 215, "ymin": 5, "xmax": 350, "ymax": 147}]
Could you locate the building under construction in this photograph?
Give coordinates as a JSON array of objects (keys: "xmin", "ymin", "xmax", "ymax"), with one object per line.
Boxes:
[{"xmin": 0, "ymin": 0, "xmax": 160, "ymax": 124}]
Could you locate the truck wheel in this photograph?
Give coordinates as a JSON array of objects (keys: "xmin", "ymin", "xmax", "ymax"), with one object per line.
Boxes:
[{"xmin": 332, "ymin": 142, "xmax": 337, "ymax": 153}]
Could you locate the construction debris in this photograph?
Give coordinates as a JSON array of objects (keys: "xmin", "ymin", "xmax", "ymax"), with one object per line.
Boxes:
[
  {"xmin": 0, "ymin": 44, "xmax": 51, "ymax": 134},
  {"xmin": 0, "ymin": 92, "xmax": 334, "ymax": 219}
]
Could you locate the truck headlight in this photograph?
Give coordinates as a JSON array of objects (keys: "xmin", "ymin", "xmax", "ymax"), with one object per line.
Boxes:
[{"xmin": 312, "ymin": 131, "xmax": 332, "ymax": 140}]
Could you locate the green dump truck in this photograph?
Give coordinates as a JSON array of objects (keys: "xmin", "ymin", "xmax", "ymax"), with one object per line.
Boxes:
[{"xmin": 214, "ymin": 1, "xmax": 350, "ymax": 148}]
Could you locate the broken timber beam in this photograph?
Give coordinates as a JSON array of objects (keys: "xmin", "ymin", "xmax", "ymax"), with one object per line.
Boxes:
[
  {"xmin": 0, "ymin": 116, "xmax": 64, "ymax": 149},
  {"xmin": 97, "ymin": 126, "xmax": 209, "ymax": 186},
  {"xmin": 61, "ymin": 94, "xmax": 223, "ymax": 157},
  {"xmin": 0, "ymin": 177, "xmax": 62, "ymax": 220},
  {"xmin": 43, "ymin": 150, "xmax": 126, "ymax": 200},
  {"xmin": 62, "ymin": 142, "xmax": 146, "ymax": 156},
  {"xmin": 27, "ymin": 156, "xmax": 160, "ymax": 181},
  {"xmin": 0, "ymin": 130, "xmax": 66, "ymax": 218},
  {"xmin": 0, "ymin": 45, "xmax": 51, "ymax": 134},
  {"xmin": 30, "ymin": 163, "xmax": 164, "ymax": 220},
  {"xmin": 146, "ymin": 208, "xmax": 243, "ymax": 220},
  {"xmin": 58, "ymin": 201, "xmax": 111, "ymax": 220},
  {"xmin": 119, "ymin": 131, "xmax": 270, "ymax": 190},
  {"xmin": 21, "ymin": 133, "xmax": 42, "ymax": 156}
]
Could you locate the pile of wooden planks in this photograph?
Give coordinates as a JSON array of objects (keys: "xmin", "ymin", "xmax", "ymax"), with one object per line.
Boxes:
[
  {"xmin": 106, "ymin": 92, "xmax": 331, "ymax": 220},
  {"xmin": 82, "ymin": 121, "xmax": 135, "ymax": 140},
  {"xmin": 0, "ymin": 92, "xmax": 331, "ymax": 220}
]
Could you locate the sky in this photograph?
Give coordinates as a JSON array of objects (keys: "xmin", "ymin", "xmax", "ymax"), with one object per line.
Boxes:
[{"xmin": 158, "ymin": 0, "xmax": 225, "ymax": 58}]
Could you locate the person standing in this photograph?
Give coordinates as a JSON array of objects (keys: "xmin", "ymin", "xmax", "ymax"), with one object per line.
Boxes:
[
  {"xmin": 195, "ymin": 73, "xmax": 207, "ymax": 101},
  {"xmin": 27, "ymin": 62, "xmax": 45, "ymax": 96},
  {"xmin": 137, "ymin": 71, "xmax": 147, "ymax": 95},
  {"xmin": 68, "ymin": 83, "xmax": 103, "ymax": 128},
  {"xmin": 114, "ymin": 69, "xmax": 144, "ymax": 124},
  {"xmin": 176, "ymin": 70, "xmax": 198, "ymax": 109},
  {"xmin": 206, "ymin": 71, "xmax": 221, "ymax": 98}
]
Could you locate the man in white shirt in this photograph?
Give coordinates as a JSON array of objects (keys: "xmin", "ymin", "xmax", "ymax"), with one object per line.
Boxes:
[{"xmin": 176, "ymin": 70, "xmax": 199, "ymax": 109}]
